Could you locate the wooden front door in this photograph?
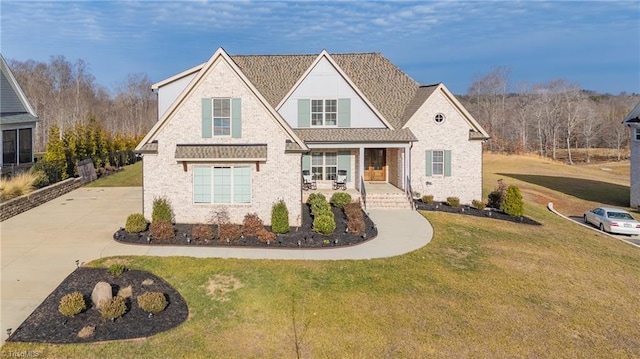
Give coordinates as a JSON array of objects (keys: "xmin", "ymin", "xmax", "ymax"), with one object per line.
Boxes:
[{"xmin": 364, "ymin": 148, "xmax": 386, "ymax": 181}]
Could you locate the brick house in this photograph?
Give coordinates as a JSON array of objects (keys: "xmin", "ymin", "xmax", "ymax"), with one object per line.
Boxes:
[
  {"xmin": 623, "ymin": 101, "xmax": 640, "ymax": 208},
  {"xmin": 135, "ymin": 48, "xmax": 489, "ymax": 226}
]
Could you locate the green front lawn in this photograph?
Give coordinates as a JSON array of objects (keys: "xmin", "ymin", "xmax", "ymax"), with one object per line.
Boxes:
[
  {"xmin": 2, "ymin": 154, "xmax": 639, "ymax": 358},
  {"xmin": 85, "ymin": 161, "xmax": 142, "ymax": 187}
]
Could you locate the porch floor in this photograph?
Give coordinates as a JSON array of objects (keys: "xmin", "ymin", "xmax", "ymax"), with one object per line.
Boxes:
[
  {"xmin": 301, "ymin": 182, "xmax": 404, "ymax": 203},
  {"xmin": 364, "ymin": 182, "xmax": 404, "ymax": 194}
]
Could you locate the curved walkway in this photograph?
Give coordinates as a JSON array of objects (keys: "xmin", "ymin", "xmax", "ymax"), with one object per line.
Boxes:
[{"xmin": 0, "ymin": 187, "xmax": 432, "ymax": 345}]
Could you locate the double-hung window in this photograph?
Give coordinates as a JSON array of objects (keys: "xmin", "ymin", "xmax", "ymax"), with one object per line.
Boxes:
[
  {"xmin": 213, "ymin": 98, "xmax": 231, "ymax": 136},
  {"xmin": 194, "ymin": 166, "xmax": 251, "ymax": 204},
  {"xmin": 635, "ymin": 128, "xmax": 640, "ymax": 141},
  {"xmin": 311, "ymin": 99, "xmax": 337, "ymax": 127},
  {"xmin": 432, "ymin": 150, "xmax": 444, "ymax": 176},
  {"xmin": 311, "ymin": 152, "xmax": 337, "ymax": 180},
  {"xmin": 426, "ymin": 150, "xmax": 451, "ymax": 177}
]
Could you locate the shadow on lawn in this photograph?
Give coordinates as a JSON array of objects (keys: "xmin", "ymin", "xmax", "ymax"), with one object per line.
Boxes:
[{"xmin": 498, "ymin": 173, "xmax": 630, "ymax": 208}]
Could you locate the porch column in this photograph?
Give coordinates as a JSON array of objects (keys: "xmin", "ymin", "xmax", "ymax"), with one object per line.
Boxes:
[
  {"xmin": 404, "ymin": 144, "xmax": 411, "ymax": 191},
  {"xmin": 358, "ymin": 146, "xmax": 365, "ymax": 190}
]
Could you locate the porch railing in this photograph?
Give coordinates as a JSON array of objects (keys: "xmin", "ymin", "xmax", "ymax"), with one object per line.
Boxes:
[
  {"xmin": 406, "ymin": 176, "xmax": 415, "ymax": 210},
  {"xmin": 360, "ymin": 175, "xmax": 367, "ymax": 210}
]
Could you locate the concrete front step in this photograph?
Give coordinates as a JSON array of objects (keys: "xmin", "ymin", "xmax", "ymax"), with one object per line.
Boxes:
[{"xmin": 365, "ymin": 193, "xmax": 413, "ymax": 209}]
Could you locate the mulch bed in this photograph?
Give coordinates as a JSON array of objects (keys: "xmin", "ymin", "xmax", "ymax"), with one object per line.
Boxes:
[
  {"xmin": 414, "ymin": 200, "xmax": 541, "ymax": 225},
  {"xmin": 114, "ymin": 205, "xmax": 378, "ymax": 248},
  {"xmin": 6, "ymin": 267, "xmax": 188, "ymax": 344}
]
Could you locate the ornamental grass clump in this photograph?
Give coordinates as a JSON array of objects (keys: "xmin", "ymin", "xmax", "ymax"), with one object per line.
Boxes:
[
  {"xmin": 330, "ymin": 192, "xmax": 352, "ymax": 208},
  {"xmin": 137, "ymin": 292, "xmax": 168, "ymax": 314},
  {"xmin": 344, "ymin": 202, "xmax": 365, "ymax": 234},
  {"xmin": 125, "ymin": 213, "xmax": 148, "ymax": 233},
  {"xmin": 58, "ymin": 291, "xmax": 86, "ymax": 317},
  {"xmin": 0, "ymin": 171, "xmax": 38, "ymax": 202},
  {"xmin": 152, "ymin": 197, "xmax": 173, "ymax": 223},
  {"xmin": 109, "ymin": 264, "xmax": 127, "ymax": 277},
  {"xmin": 99, "ymin": 296, "xmax": 127, "ymax": 320},
  {"xmin": 503, "ymin": 185, "xmax": 524, "ymax": 217},
  {"xmin": 271, "ymin": 200, "xmax": 290, "ymax": 234},
  {"xmin": 192, "ymin": 224, "xmax": 214, "ymax": 241},
  {"xmin": 242, "ymin": 213, "xmax": 264, "ymax": 237}
]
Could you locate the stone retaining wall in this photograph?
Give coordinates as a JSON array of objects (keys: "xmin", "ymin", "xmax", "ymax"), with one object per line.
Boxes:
[{"xmin": 0, "ymin": 178, "xmax": 83, "ymax": 221}]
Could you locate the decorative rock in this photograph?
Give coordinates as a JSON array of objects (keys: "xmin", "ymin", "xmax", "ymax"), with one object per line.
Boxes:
[{"xmin": 91, "ymin": 281, "xmax": 112, "ymax": 309}]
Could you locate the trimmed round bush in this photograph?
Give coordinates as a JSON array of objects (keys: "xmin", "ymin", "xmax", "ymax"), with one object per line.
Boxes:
[
  {"xmin": 471, "ymin": 200, "xmax": 485, "ymax": 210},
  {"xmin": 313, "ymin": 214, "xmax": 336, "ymax": 234},
  {"xmin": 152, "ymin": 197, "xmax": 173, "ymax": 223},
  {"xmin": 330, "ymin": 192, "xmax": 352, "ymax": 208},
  {"xmin": 149, "ymin": 221, "xmax": 175, "ymax": 240},
  {"xmin": 125, "ymin": 213, "xmax": 148, "ymax": 233},
  {"xmin": 271, "ymin": 200, "xmax": 290, "ymax": 234},
  {"xmin": 306, "ymin": 193, "xmax": 326, "ymax": 205},
  {"xmin": 422, "ymin": 195, "xmax": 434, "ymax": 204},
  {"xmin": 58, "ymin": 291, "xmax": 86, "ymax": 317},
  {"xmin": 446, "ymin": 197, "xmax": 460, "ymax": 207},
  {"xmin": 503, "ymin": 185, "xmax": 524, "ymax": 217},
  {"xmin": 99, "ymin": 296, "xmax": 127, "ymax": 320},
  {"xmin": 310, "ymin": 200, "xmax": 331, "ymax": 215},
  {"xmin": 137, "ymin": 292, "xmax": 168, "ymax": 314}
]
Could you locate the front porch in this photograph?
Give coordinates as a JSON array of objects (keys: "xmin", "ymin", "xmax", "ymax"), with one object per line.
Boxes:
[{"xmin": 302, "ymin": 182, "xmax": 412, "ymax": 210}]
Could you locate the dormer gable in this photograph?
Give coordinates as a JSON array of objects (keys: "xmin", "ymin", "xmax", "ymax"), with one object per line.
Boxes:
[{"xmin": 277, "ymin": 51, "xmax": 392, "ymax": 130}]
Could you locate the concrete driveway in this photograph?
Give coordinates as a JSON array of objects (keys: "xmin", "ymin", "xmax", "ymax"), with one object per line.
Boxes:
[{"xmin": 1, "ymin": 187, "xmax": 432, "ymax": 346}]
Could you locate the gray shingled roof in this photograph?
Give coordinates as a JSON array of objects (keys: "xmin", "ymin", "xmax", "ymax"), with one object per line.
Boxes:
[
  {"xmin": 230, "ymin": 53, "xmax": 420, "ymax": 130},
  {"xmin": 136, "ymin": 142, "xmax": 158, "ymax": 154},
  {"xmin": 175, "ymin": 144, "xmax": 267, "ymax": 160},
  {"xmin": 293, "ymin": 128, "xmax": 417, "ymax": 143},
  {"xmin": 285, "ymin": 140, "xmax": 305, "ymax": 152},
  {"xmin": 400, "ymin": 85, "xmax": 440, "ymax": 126},
  {"xmin": 0, "ymin": 113, "xmax": 38, "ymax": 125}
]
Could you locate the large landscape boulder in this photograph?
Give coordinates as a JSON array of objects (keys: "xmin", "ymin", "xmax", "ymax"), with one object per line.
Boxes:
[{"xmin": 91, "ymin": 281, "xmax": 113, "ymax": 309}]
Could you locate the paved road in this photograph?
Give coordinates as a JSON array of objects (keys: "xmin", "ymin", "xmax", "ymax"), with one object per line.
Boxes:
[{"xmin": 0, "ymin": 187, "xmax": 432, "ymax": 346}]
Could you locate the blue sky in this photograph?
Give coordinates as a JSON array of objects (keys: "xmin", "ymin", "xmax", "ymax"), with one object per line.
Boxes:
[{"xmin": 1, "ymin": 1, "xmax": 639, "ymax": 95}]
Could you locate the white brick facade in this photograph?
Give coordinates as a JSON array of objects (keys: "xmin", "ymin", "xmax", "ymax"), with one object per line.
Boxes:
[
  {"xmin": 142, "ymin": 58, "xmax": 302, "ymax": 226},
  {"xmin": 630, "ymin": 127, "xmax": 640, "ymax": 208},
  {"xmin": 405, "ymin": 88, "xmax": 484, "ymax": 205}
]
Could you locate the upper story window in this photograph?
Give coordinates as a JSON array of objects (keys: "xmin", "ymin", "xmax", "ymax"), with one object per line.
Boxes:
[
  {"xmin": 311, "ymin": 99, "xmax": 337, "ymax": 127},
  {"xmin": 635, "ymin": 128, "xmax": 640, "ymax": 141},
  {"xmin": 434, "ymin": 113, "xmax": 445, "ymax": 124},
  {"xmin": 213, "ymin": 98, "xmax": 231, "ymax": 136}
]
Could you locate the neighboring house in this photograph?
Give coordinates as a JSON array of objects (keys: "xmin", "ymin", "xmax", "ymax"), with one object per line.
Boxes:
[
  {"xmin": 623, "ymin": 101, "xmax": 640, "ymax": 208},
  {"xmin": 136, "ymin": 48, "xmax": 489, "ymax": 226},
  {"xmin": 1, "ymin": 54, "xmax": 39, "ymax": 175}
]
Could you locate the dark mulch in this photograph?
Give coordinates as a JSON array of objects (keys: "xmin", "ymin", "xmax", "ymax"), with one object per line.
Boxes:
[
  {"xmin": 414, "ymin": 200, "xmax": 541, "ymax": 226},
  {"xmin": 7, "ymin": 267, "xmax": 188, "ymax": 344},
  {"xmin": 114, "ymin": 205, "xmax": 378, "ymax": 248}
]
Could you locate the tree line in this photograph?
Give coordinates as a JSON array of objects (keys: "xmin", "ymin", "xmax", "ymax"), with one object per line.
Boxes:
[
  {"xmin": 8, "ymin": 55, "xmax": 156, "ymax": 153},
  {"xmin": 460, "ymin": 66, "xmax": 639, "ymax": 163}
]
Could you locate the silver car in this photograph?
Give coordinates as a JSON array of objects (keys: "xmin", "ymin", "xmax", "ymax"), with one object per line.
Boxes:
[{"xmin": 583, "ymin": 207, "xmax": 640, "ymax": 236}]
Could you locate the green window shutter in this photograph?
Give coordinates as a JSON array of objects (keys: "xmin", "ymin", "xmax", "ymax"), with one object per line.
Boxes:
[
  {"xmin": 444, "ymin": 150, "xmax": 452, "ymax": 177},
  {"xmin": 338, "ymin": 151, "xmax": 351, "ymax": 182},
  {"xmin": 338, "ymin": 98, "xmax": 351, "ymax": 127},
  {"xmin": 231, "ymin": 98, "xmax": 242, "ymax": 138},
  {"xmin": 193, "ymin": 167, "xmax": 211, "ymax": 203},
  {"xmin": 202, "ymin": 98, "xmax": 212, "ymax": 138},
  {"xmin": 233, "ymin": 167, "xmax": 251, "ymax": 203},
  {"xmin": 302, "ymin": 153, "xmax": 311, "ymax": 172},
  {"xmin": 298, "ymin": 99, "xmax": 310, "ymax": 128},
  {"xmin": 425, "ymin": 150, "xmax": 433, "ymax": 176}
]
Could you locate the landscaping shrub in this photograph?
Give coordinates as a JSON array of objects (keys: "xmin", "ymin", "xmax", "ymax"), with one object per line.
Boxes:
[
  {"xmin": 31, "ymin": 169, "xmax": 50, "ymax": 189},
  {"xmin": 125, "ymin": 213, "xmax": 148, "ymax": 233},
  {"xmin": 271, "ymin": 200, "xmax": 290, "ymax": 234},
  {"xmin": 344, "ymin": 202, "xmax": 365, "ymax": 234},
  {"xmin": 192, "ymin": 224, "xmax": 214, "ymax": 241},
  {"xmin": 311, "ymin": 199, "xmax": 331, "ymax": 216},
  {"xmin": 488, "ymin": 179, "xmax": 507, "ymax": 209},
  {"xmin": 472, "ymin": 200, "xmax": 486, "ymax": 210},
  {"xmin": 31, "ymin": 158, "xmax": 64, "ymax": 185},
  {"xmin": 137, "ymin": 292, "xmax": 168, "ymax": 314},
  {"xmin": 422, "ymin": 195, "xmax": 434, "ymax": 204},
  {"xmin": 0, "ymin": 171, "xmax": 37, "ymax": 201},
  {"xmin": 58, "ymin": 291, "xmax": 86, "ymax": 317},
  {"xmin": 109, "ymin": 264, "xmax": 127, "ymax": 277},
  {"xmin": 306, "ymin": 192, "xmax": 326, "ymax": 205},
  {"xmin": 330, "ymin": 192, "xmax": 352, "ymax": 208},
  {"xmin": 503, "ymin": 185, "xmax": 524, "ymax": 217},
  {"xmin": 242, "ymin": 213, "xmax": 264, "ymax": 237},
  {"xmin": 152, "ymin": 197, "xmax": 173, "ymax": 223},
  {"xmin": 313, "ymin": 213, "xmax": 336, "ymax": 234},
  {"xmin": 446, "ymin": 197, "xmax": 460, "ymax": 207},
  {"xmin": 218, "ymin": 223, "xmax": 242, "ymax": 242},
  {"xmin": 99, "ymin": 296, "xmax": 127, "ymax": 320},
  {"xmin": 257, "ymin": 228, "xmax": 276, "ymax": 243},
  {"xmin": 149, "ymin": 221, "xmax": 175, "ymax": 240}
]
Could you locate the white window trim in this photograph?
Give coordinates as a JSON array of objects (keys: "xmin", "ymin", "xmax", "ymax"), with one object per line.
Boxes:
[
  {"xmin": 193, "ymin": 165, "xmax": 252, "ymax": 204},
  {"xmin": 212, "ymin": 98, "xmax": 232, "ymax": 137},
  {"xmin": 311, "ymin": 152, "xmax": 338, "ymax": 181},
  {"xmin": 310, "ymin": 99, "xmax": 338, "ymax": 128},
  {"xmin": 434, "ymin": 113, "xmax": 446, "ymax": 124},
  {"xmin": 432, "ymin": 150, "xmax": 445, "ymax": 176}
]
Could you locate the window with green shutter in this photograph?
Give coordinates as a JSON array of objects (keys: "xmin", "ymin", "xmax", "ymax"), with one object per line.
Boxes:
[
  {"xmin": 426, "ymin": 150, "xmax": 452, "ymax": 177},
  {"xmin": 202, "ymin": 98, "xmax": 241, "ymax": 138}
]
